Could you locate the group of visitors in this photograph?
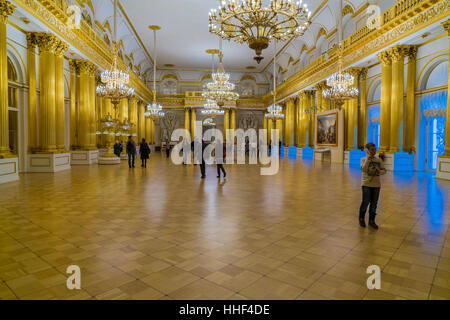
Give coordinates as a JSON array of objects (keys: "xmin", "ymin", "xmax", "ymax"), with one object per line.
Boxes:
[
  {"xmin": 114, "ymin": 136, "xmax": 151, "ymax": 169},
  {"xmin": 116, "ymin": 135, "xmax": 385, "ymax": 230}
]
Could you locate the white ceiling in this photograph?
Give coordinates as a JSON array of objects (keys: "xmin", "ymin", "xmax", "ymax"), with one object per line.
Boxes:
[{"xmin": 119, "ymin": 0, "xmax": 324, "ymax": 73}]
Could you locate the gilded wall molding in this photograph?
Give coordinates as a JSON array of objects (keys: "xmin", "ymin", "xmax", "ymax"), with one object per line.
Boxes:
[
  {"xmin": 13, "ymin": 0, "xmax": 153, "ymax": 102},
  {"xmin": 266, "ymin": 0, "xmax": 450, "ymax": 105}
]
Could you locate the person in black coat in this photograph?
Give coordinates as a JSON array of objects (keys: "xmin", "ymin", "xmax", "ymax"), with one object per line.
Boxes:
[
  {"xmin": 199, "ymin": 140, "xmax": 207, "ymax": 179},
  {"xmin": 140, "ymin": 138, "xmax": 151, "ymax": 168},
  {"xmin": 126, "ymin": 136, "xmax": 137, "ymax": 168}
]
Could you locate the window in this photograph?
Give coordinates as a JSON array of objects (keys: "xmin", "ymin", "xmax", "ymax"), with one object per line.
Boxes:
[
  {"xmin": 7, "ymin": 57, "xmax": 19, "ymax": 155},
  {"xmin": 427, "ymin": 118, "xmax": 445, "ymax": 171}
]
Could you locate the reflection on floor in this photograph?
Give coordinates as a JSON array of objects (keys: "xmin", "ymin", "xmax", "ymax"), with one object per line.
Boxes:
[{"xmin": 0, "ymin": 153, "xmax": 449, "ymax": 300}]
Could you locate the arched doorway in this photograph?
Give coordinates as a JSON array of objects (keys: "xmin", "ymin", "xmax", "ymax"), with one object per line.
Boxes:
[{"xmin": 418, "ymin": 60, "xmax": 448, "ymax": 172}]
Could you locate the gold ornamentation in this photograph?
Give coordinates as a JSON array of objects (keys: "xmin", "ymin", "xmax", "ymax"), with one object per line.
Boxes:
[
  {"xmin": 376, "ymin": 51, "xmax": 391, "ymax": 65},
  {"xmin": 209, "ymin": 0, "xmax": 311, "ymax": 63},
  {"xmin": 34, "ymin": 33, "xmax": 59, "ymax": 53},
  {"xmin": 26, "ymin": 32, "xmax": 38, "ymax": 48},
  {"xmin": 0, "ymin": 0, "xmax": 15, "ymax": 24}
]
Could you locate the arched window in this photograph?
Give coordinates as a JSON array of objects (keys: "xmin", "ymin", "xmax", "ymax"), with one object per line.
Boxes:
[{"xmin": 7, "ymin": 57, "xmax": 19, "ymax": 155}]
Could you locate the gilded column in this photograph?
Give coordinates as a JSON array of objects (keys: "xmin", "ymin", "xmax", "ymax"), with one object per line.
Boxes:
[
  {"xmin": 26, "ymin": 33, "xmax": 37, "ymax": 152},
  {"xmin": 150, "ymin": 119, "xmax": 155, "ymax": 144},
  {"xmin": 190, "ymin": 107, "xmax": 196, "ymax": 141},
  {"xmin": 315, "ymin": 83, "xmax": 324, "ymax": 112},
  {"xmin": 358, "ymin": 68, "xmax": 368, "ymax": 149},
  {"xmin": 303, "ymin": 91, "xmax": 313, "ymax": 147},
  {"xmin": 138, "ymin": 102, "xmax": 145, "ymax": 142},
  {"xmin": 389, "ymin": 46, "xmax": 406, "ymax": 153},
  {"xmin": 347, "ymin": 68, "xmax": 362, "ymax": 151},
  {"xmin": 297, "ymin": 92, "xmax": 305, "ymax": 148},
  {"xmin": 224, "ymin": 108, "xmax": 229, "ymax": 141},
  {"xmin": 294, "ymin": 96, "xmax": 300, "ymax": 146},
  {"xmin": 119, "ymin": 98, "xmax": 127, "ymax": 122},
  {"xmin": 231, "ymin": 108, "xmax": 236, "ymax": 132},
  {"xmin": 276, "ymin": 118, "xmax": 283, "ymax": 144},
  {"xmin": 285, "ymin": 98, "xmax": 295, "ymax": 146},
  {"xmin": 55, "ymin": 40, "xmax": 68, "ymax": 152},
  {"xmin": 377, "ymin": 50, "xmax": 392, "ymax": 153},
  {"xmin": 184, "ymin": 107, "xmax": 190, "ymax": 137},
  {"xmin": 267, "ymin": 118, "xmax": 273, "ymax": 144},
  {"xmin": 129, "ymin": 96, "xmax": 138, "ymax": 137},
  {"xmin": 442, "ymin": 20, "xmax": 450, "ymax": 156},
  {"xmin": 145, "ymin": 117, "xmax": 151, "ymax": 142},
  {"xmin": 0, "ymin": 0, "xmax": 15, "ymax": 157},
  {"xmin": 263, "ymin": 116, "xmax": 268, "ymax": 139},
  {"xmin": 405, "ymin": 46, "xmax": 417, "ymax": 154},
  {"xmin": 343, "ymin": 100, "xmax": 349, "ymax": 150},
  {"xmin": 308, "ymin": 91, "xmax": 315, "ymax": 147},
  {"xmin": 36, "ymin": 33, "xmax": 58, "ymax": 153},
  {"xmin": 75, "ymin": 60, "xmax": 94, "ymax": 150},
  {"xmin": 88, "ymin": 64, "xmax": 97, "ymax": 148},
  {"xmin": 69, "ymin": 60, "xmax": 77, "ymax": 148}
]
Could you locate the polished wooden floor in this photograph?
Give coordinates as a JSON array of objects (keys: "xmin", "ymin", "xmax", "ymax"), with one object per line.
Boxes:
[{"xmin": 0, "ymin": 152, "xmax": 449, "ymax": 300}]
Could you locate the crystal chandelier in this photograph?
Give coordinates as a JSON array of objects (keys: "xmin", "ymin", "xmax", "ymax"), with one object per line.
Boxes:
[
  {"xmin": 145, "ymin": 25, "xmax": 165, "ymax": 120},
  {"xmin": 96, "ymin": 0, "xmax": 134, "ymax": 105},
  {"xmin": 322, "ymin": 0, "xmax": 358, "ymax": 108},
  {"xmin": 265, "ymin": 41, "xmax": 284, "ymax": 121},
  {"xmin": 201, "ymin": 99, "xmax": 225, "ymax": 117},
  {"xmin": 202, "ymin": 48, "xmax": 239, "ymax": 107},
  {"xmin": 209, "ymin": 0, "xmax": 311, "ymax": 63}
]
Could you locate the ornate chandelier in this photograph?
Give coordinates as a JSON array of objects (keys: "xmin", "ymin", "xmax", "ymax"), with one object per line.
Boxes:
[
  {"xmin": 96, "ymin": 0, "xmax": 134, "ymax": 105},
  {"xmin": 265, "ymin": 41, "xmax": 284, "ymax": 121},
  {"xmin": 209, "ymin": 0, "xmax": 311, "ymax": 63},
  {"xmin": 201, "ymin": 99, "xmax": 225, "ymax": 117},
  {"xmin": 145, "ymin": 25, "xmax": 165, "ymax": 120},
  {"xmin": 322, "ymin": 0, "xmax": 358, "ymax": 108},
  {"xmin": 202, "ymin": 50, "xmax": 239, "ymax": 107}
]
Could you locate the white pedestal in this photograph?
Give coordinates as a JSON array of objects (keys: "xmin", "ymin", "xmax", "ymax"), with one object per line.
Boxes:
[
  {"xmin": 71, "ymin": 150, "xmax": 99, "ymax": 165},
  {"xmin": 381, "ymin": 153, "xmax": 394, "ymax": 171},
  {"xmin": 28, "ymin": 153, "xmax": 71, "ymax": 172},
  {"xmin": 0, "ymin": 157, "xmax": 19, "ymax": 184},
  {"xmin": 98, "ymin": 148, "xmax": 107, "ymax": 157},
  {"xmin": 436, "ymin": 156, "xmax": 450, "ymax": 180},
  {"xmin": 344, "ymin": 151, "xmax": 350, "ymax": 165},
  {"xmin": 120, "ymin": 153, "xmax": 128, "ymax": 160},
  {"xmin": 98, "ymin": 155, "xmax": 121, "ymax": 165}
]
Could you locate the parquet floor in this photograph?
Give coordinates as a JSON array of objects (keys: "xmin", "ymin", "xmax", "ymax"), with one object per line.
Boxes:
[{"xmin": 0, "ymin": 153, "xmax": 449, "ymax": 300}]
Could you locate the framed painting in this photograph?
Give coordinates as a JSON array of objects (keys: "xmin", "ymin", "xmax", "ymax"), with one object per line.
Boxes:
[{"xmin": 316, "ymin": 112, "xmax": 338, "ymax": 146}]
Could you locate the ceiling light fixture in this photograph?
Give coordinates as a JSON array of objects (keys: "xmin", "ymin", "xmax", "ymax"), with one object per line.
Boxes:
[
  {"xmin": 209, "ymin": 0, "xmax": 311, "ymax": 64},
  {"xmin": 96, "ymin": 0, "xmax": 134, "ymax": 106},
  {"xmin": 322, "ymin": 0, "xmax": 358, "ymax": 108},
  {"xmin": 145, "ymin": 25, "xmax": 165, "ymax": 120},
  {"xmin": 265, "ymin": 41, "xmax": 284, "ymax": 121}
]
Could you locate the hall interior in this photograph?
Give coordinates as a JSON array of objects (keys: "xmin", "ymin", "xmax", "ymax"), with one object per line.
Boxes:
[{"xmin": 0, "ymin": 0, "xmax": 449, "ymax": 300}]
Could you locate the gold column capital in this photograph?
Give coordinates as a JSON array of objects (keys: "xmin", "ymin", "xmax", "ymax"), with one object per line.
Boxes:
[
  {"xmin": 405, "ymin": 45, "xmax": 418, "ymax": 60},
  {"xmin": 360, "ymin": 67, "xmax": 368, "ymax": 80},
  {"xmin": 26, "ymin": 32, "xmax": 38, "ymax": 48},
  {"xmin": 68, "ymin": 59, "xmax": 77, "ymax": 72},
  {"xmin": 0, "ymin": 0, "xmax": 15, "ymax": 24},
  {"xmin": 55, "ymin": 40, "xmax": 69, "ymax": 58},
  {"xmin": 376, "ymin": 50, "xmax": 392, "ymax": 65},
  {"xmin": 75, "ymin": 60, "xmax": 96, "ymax": 74},
  {"xmin": 388, "ymin": 45, "xmax": 408, "ymax": 62},
  {"xmin": 347, "ymin": 67, "xmax": 363, "ymax": 78},
  {"xmin": 285, "ymin": 97, "xmax": 296, "ymax": 105},
  {"xmin": 314, "ymin": 81, "xmax": 327, "ymax": 91},
  {"xmin": 34, "ymin": 33, "xmax": 59, "ymax": 54},
  {"xmin": 442, "ymin": 19, "xmax": 450, "ymax": 35}
]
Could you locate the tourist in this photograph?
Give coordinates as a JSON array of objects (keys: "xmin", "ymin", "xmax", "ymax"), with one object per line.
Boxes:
[
  {"xmin": 140, "ymin": 138, "xmax": 150, "ymax": 168},
  {"xmin": 113, "ymin": 140, "xmax": 122, "ymax": 158},
  {"xmin": 165, "ymin": 139, "xmax": 171, "ymax": 158},
  {"xmin": 359, "ymin": 142, "xmax": 386, "ymax": 229},
  {"xmin": 126, "ymin": 136, "xmax": 136, "ymax": 168},
  {"xmin": 199, "ymin": 139, "xmax": 207, "ymax": 179},
  {"xmin": 216, "ymin": 140, "xmax": 226, "ymax": 179}
]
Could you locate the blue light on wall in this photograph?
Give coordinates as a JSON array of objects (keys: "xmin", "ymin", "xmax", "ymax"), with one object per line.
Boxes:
[
  {"xmin": 418, "ymin": 90, "xmax": 447, "ymax": 171},
  {"xmin": 367, "ymin": 104, "xmax": 380, "ymax": 148}
]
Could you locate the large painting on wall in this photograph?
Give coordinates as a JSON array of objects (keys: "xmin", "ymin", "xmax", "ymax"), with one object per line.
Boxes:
[{"xmin": 316, "ymin": 113, "xmax": 338, "ymax": 146}]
